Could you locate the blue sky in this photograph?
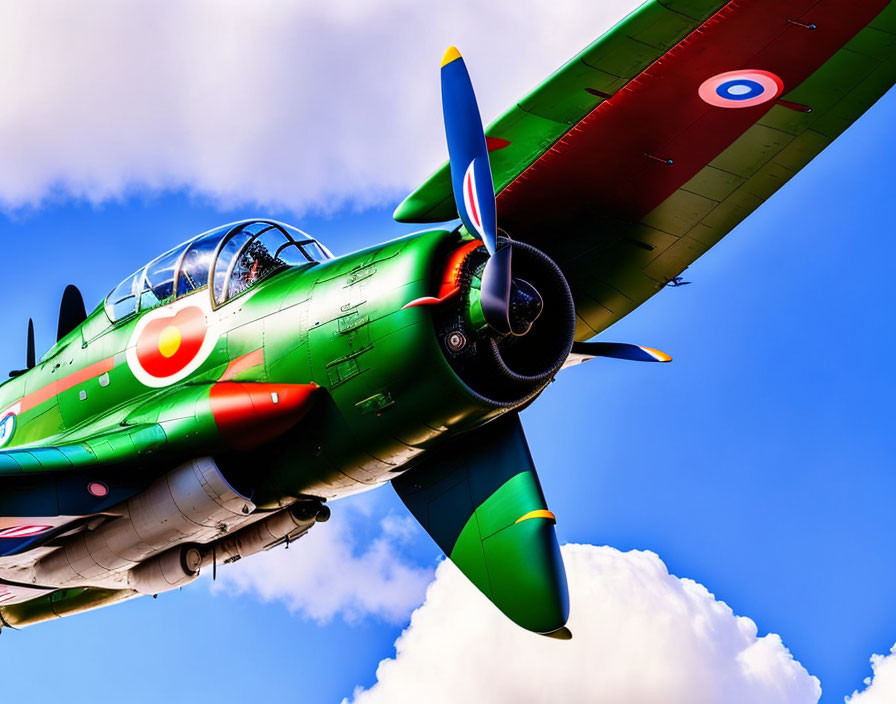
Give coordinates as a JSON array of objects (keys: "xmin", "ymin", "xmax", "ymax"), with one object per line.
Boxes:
[{"xmin": 0, "ymin": 2, "xmax": 895, "ymax": 703}]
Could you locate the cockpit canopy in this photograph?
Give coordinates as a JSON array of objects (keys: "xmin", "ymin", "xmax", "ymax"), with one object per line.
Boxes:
[{"xmin": 105, "ymin": 220, "xmax": 331, "ymax": 322}]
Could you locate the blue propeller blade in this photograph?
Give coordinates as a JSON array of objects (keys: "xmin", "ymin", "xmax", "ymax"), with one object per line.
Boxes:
[
  {"xmin": 441, "ymin": 47, "xmax": 497, "ymax": 255},
  {"xmin": 480, "ymin": 244, "xmax": 512, "ymax": 334},
  {"xmin": 562, "ymin": 342, "xmax": 673, "ymax": 369}
]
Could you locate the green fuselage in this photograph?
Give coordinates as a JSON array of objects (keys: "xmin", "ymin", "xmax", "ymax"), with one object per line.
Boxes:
[
  {"xmin": 0, "ymin": 219, "xmax": 575, "ymax": 634},
  {"xmin": 0, "ymin": 227, "xmax": 502, "ymax": 506}
]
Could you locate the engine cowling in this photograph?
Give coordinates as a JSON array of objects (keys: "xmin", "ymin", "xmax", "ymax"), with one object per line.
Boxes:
[{"xmin": 432, "ymin": 239, "xmax": 576, "ymax": 407}]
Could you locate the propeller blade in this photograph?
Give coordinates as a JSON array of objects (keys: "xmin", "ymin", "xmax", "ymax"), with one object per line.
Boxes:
[
  {"xmin": 26, "ymin": 319, "xmax": 35, "ymax": 369},
  {"xmin": 440, "ymin": 47, "xmax": 543, "ymax": 336},
  {"xmin": 8, "ymin": 319, "xmax": 36, "ymax": 378},
  {"xmin": 57, "ymin": 284, "xmax": 86, "ymax": 342},
  {"xmin": 480, "ymin": 245, "xmax": 513, "ymax": 334},
  {"xmin": 441, "ymin": 47, "xmax": 497, "ymax": 255},
  {"xmin": 562, "ymin": 341, "xmax": 672, "ymax": 369}
]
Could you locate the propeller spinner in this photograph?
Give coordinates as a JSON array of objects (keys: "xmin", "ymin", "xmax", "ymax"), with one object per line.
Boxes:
[{"xmin": 441, "ymin": 47, "xmax": 542, "ymax": 336}]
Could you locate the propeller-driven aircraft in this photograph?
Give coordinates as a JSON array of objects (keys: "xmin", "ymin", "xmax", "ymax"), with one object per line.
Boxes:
[{"xmin": 1, "ymin": 0, "xmax": 894, "ymax": 638}]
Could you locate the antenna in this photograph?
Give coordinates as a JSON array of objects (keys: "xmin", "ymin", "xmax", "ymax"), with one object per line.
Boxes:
[
  {"xmin": 9, "ymin": 319, "xmax": 36, "ymax": 377},
  {"xmin": 26, "ymin": 319, "xmax": 35, "ymax": 369}
]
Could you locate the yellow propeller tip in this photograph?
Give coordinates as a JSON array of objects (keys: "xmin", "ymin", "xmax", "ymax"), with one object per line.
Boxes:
[
  {"xmin": 640, "ymin": 346, "xmax": 672, "ymax": 362},
  {"xmin": 441, "ymin": 46, "xmax": 462, "ymax": 67}
]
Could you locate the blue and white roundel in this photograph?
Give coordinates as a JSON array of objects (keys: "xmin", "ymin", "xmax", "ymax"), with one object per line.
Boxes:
[
  {"xmin": 0, "ymin": 413, "xmax": 16, "ymax": 447},
  {"xmin": 699, "ymin": 70, "xmax": 784, "ymax": 109}
]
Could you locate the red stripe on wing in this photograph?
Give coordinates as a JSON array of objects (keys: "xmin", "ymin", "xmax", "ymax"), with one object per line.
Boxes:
[{"xmin": 497, "ymin": 0, "xmax": 887, "ymax": 231}]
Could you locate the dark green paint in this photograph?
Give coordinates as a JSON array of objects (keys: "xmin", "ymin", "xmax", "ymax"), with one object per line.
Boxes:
[
  {"xmin": 0, "ymin": 229, "xmax": 500, "ymax": 489},
  {"xmin": 394, "ymin": 414, "xmax": 568, "ymax": 633}
]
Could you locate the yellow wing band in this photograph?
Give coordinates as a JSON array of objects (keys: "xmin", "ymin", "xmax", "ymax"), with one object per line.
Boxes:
[{"xmin": 515, "ymin": 510, "xmax": 556, "ymax": 525}]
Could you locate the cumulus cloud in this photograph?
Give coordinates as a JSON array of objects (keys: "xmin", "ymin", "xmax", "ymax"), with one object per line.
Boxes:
[
  {"xmin": 846, "ymin": 643, "xmax": 896, "ymax": 703},
  {"xmin": 210, "ymin": 505, "xmax": 433, "ymax": 625},
  {"xmin": 346, "ymin": 544, "xmax": 821, "ymax": 704},
  {"xmin": 0, "ymin": 0, "xmax": 642, "ymax": 213}
]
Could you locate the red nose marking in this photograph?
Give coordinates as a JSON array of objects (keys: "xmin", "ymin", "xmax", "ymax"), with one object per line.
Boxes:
[{"xmin": 209, "ymin": 382, "xmax": 319, "ymax": 451}]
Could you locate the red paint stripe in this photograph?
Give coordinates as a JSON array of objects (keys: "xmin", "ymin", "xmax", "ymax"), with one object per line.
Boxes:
[
  {"xmin": 57, "ymin": 357, "xmax": 116, "ymax": 394},
  {"xmin": 466, "ymin": 170, "xmax": 481, "ymax": 228},
  {"xmin": 776, "ymin": 98, "xmax": 812, "ymax": 113},
  {"xmin": 220, "ymin": 348, "xmax": 265, "ymax": 381},
  {"xmin": 0, "ymin": 525, "xmax": 52, "ymax": 539},
  {"xmin": 401, "ymin": 287, "xmax": 461, "ymax": 309},
  {"xmin": 497, "ymin": 0, "xmax": 886, "ymax": 233},
  {"xmin": 402, "ymin": 239, "xmax": 485, "ymax": 308},
  {"xmin": 17, "ymin": 356, "xmax": 115, "ymax": 414},
  {"xmin": 486, "ymin": 137, "xmax": 511, "ymax": 152}
]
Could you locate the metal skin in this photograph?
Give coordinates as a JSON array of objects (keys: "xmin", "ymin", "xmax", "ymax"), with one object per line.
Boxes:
[
  {"xmin": 3, "ymin": 0, "xmax": 894, "ymax": 637},
  {"xmin": 0, "ymin": 224, "xmax": 572, "ymax": 634}
]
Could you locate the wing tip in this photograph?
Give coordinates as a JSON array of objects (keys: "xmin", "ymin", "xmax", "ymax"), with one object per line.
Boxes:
[{"xmin": 541, "ymin": 626, "xmax": 573, "ymax": 640}]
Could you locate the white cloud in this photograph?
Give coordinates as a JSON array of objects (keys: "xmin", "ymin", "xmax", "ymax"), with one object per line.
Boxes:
[
  {"xmin": 846, "ymin": 643, "xmax": 896, "ymax": 703},
  {"xmin": 210, "ymin": 504, "xmax": 434, "ymax": 625},
  {"xmin": 346, "ymin": 544, "xmax": 821, "ymax": 704},
  {"xmin": 0, "ymin": 0, "xmax": 642, "ymax": 213}
]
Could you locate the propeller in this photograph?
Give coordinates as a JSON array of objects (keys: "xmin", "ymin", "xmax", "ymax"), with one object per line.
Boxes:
[
  {"xmin": 561, "ymin": 342, "xmax": 673, "ymax": 370},
  {"xmin": 26, "ymin": 318, "xmax": 35, "ymax": 370},
  {"xmin": 441, "ymin": 47, "xmax": 541, "ymax": 336},
  {"xmin": 8, "ymin": 319, "xmax": 36, "ymax": 378},
  {"xmin": 57, "ymin": 284, "xmax": 87, "ymax": 342}
]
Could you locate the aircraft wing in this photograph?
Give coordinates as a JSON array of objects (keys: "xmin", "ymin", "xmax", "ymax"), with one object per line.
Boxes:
[{"xmin": 394, "ymin": 0, "xmax": 896, "ymax": 338}]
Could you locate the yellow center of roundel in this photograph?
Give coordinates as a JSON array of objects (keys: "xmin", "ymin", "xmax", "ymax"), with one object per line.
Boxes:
[{"xmin": 158, "ymin": 325, "xmax": 182, "ymax": 358}]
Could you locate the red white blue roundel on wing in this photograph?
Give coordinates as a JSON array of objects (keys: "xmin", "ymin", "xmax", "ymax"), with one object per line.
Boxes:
[{"xmin": 698, "ymin": 70, "xmax": 784, "ymax": 109}]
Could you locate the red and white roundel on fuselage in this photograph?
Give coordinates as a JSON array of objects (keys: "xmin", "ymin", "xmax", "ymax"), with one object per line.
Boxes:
[
  {"xmin": 698, "ymin": 69, "xmax": 784, "ymax": 109},
  {"xmin": 126, "ymin": 297, "xmax": 221, "ymax": 387}
]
